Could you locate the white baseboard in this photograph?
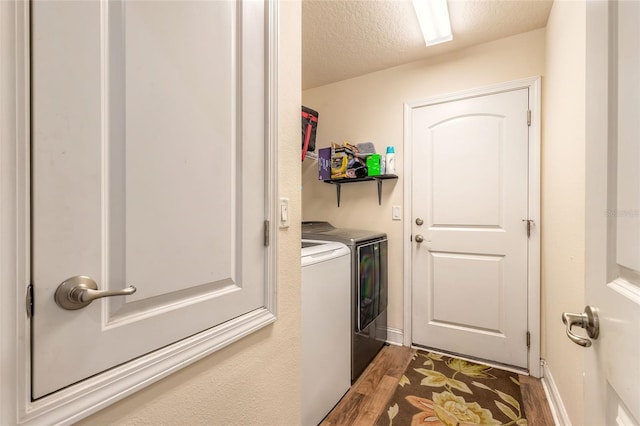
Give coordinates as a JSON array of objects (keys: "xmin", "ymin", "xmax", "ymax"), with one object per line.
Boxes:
[
  {"xmin": 384, "ymin": 327, "xmax": 404, "ymax": 346},
  {"xmin": 541, "ymin": 360, "xmax": 572, "ymax": 426}
]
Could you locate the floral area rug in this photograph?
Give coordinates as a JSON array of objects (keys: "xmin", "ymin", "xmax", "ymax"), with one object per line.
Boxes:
[{"xmin": 377, "ymin": 351, "xmax": 528, "ymax": 425}]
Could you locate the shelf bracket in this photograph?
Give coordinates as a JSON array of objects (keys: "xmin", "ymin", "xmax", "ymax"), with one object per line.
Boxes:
[{"xmin": 323, "ymin": 174, "xmax": 398, "ymax": 207}]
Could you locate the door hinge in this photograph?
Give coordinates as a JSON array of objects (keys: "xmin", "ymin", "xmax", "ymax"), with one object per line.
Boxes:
[
  {"xmin": 526, "ymin": 331, "xmax": 531, "ymax": 348},
  {"xmin": 264, "ymin": 220, "xmax": 270, "ymax": 247},
  {"xmin": 527, "ymin": 110, "xmax": 532, "ymax": 126},
  {"xmin": 522, "ymin": 219, "xmax": 533, "ymax": 238},
  {"xmin": 26, "ymin": 284, "xmax": 34, "ymax": 318}
]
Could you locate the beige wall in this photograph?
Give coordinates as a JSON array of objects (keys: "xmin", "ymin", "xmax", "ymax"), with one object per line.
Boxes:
[
  {"xmin": 78, "ymin": 2, "xmax": 302, "ymax": 424},
  {"xmin": 302, "ymin": 29, "xmax": 545, "ymax": 334},
  {"xmin": 542, "ymin": 1, "xmax": 586, "ymax": 424}
]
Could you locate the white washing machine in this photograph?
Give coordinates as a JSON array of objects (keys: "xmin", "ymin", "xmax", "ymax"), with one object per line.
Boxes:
[{"xmin": 301, "ymin": 239, "xmax": 351, "ymax": 426}]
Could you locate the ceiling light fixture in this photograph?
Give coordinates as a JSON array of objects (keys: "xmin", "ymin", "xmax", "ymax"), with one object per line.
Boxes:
[{"xmin": 411, "ymin": 0, "xmax": 453, "ymax": 47}]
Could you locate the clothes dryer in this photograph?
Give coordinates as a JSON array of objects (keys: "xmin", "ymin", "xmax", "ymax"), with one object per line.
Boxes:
[{"xmin": 302, "ymin": 222, "xmax": 388, "ymax": 382}]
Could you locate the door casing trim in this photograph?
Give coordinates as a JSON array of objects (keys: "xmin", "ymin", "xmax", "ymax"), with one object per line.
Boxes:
[
  {"xmin": 402, "ymin": 77, "xmax": 542, "ymax": 378},
  {"xmin": 0, "ymin": 1, "xmax": 280, "ymax": 424}
]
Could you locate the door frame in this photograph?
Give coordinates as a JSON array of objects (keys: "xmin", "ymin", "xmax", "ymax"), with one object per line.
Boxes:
[
  {"xmin": 402, "ymin": 77, "xmax": 541, "ymax": 377},
  {"xmin": 0, "ymin": 1, "xmax": 280, "ymax": 424}
]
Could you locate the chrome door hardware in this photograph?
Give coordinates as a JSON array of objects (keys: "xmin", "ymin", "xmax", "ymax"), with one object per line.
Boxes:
[
  {"xmin": 55, "ymin": 276, "xmax": 136, "ymax": 310},
  {"xmin": 561, "ymin": 306, "xmax": 599, "ymax": 347},
  {"xmin": 415, "ymin": 218, "xmax": 424, "ymax": 226},
  {"xmin": 414, "ymin": 234, "xmax": 424, "ymax": 243}
]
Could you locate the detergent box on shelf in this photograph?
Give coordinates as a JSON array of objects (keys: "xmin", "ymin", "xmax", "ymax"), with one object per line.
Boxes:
[{"xmin": 317, "ymin": 147, "xmax": 331, "ymax": 180}]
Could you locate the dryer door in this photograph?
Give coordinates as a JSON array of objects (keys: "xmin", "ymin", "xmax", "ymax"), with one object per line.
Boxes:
[{"xmin": 356, "ymin": 239, "xmax": 388, "ymax": 331}]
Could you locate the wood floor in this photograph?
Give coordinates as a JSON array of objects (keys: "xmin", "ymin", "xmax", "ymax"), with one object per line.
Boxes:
[{"xmin": 321, "ymin": 345, "xmax": 554, "ymax": 426}]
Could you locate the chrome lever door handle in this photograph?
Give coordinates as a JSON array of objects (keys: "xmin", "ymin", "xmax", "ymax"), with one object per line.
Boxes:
[
  {"xmin": 561, "ymin": 306, "xmax": 599, "ymax": 347},
  {"xmin": 562, "ymin": 312, "xmax": 591, "ymax": 347},
  {"xmin": 55, "ymin": 275, "xmax": 136, "ymax": 310}
]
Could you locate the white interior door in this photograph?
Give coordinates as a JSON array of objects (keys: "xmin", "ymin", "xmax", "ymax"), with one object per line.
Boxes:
[
  {"xmin": 411, "ymin": 89, "xmax": 530, "ymax": 368},
  {"xmin": 31, "ymin": 0, "xmax": 268, "ymax": 399},
  {"xmin": 584, "ymin": 1, "xmax": 640, "ymax": 424}
]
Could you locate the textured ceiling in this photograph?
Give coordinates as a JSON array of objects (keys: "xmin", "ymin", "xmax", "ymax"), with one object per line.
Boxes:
[{"xmin": 302, "ymin": 0, "xmax": 553, "ymax": 89}]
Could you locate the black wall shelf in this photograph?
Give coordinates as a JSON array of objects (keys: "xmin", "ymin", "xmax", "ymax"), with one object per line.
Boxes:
[{"xmin": 322, "ymin": 174, "xmax": 398, "ymax": 207}]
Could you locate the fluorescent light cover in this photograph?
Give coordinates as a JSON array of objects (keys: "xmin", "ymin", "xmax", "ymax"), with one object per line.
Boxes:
[{"xmin": 411, "ymin": 0, "xmax": 453, "ymax": 46}]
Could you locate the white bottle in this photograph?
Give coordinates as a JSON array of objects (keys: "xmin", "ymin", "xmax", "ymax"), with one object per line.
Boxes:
[
  {"xmin": 385, "ymin": 146, "xmax": 396, "ymax": 175},
  {"xmin": 380, "ymin": 155, "xmax": 386, "ymax": 175}
]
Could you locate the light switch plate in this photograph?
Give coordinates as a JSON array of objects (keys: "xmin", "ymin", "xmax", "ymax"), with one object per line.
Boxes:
[
  {"xmin": 279, "ymin": 197, "xmax": 290, "ymax": 228},
  {"xmin": 392, "ymin": 205, "xmax": 401, "ymax": 220}
]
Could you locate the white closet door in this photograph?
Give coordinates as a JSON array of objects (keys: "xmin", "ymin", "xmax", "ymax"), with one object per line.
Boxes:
[{"xmin": 31, "ymin": 0, "xmax": 268, "ymax": 398}]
